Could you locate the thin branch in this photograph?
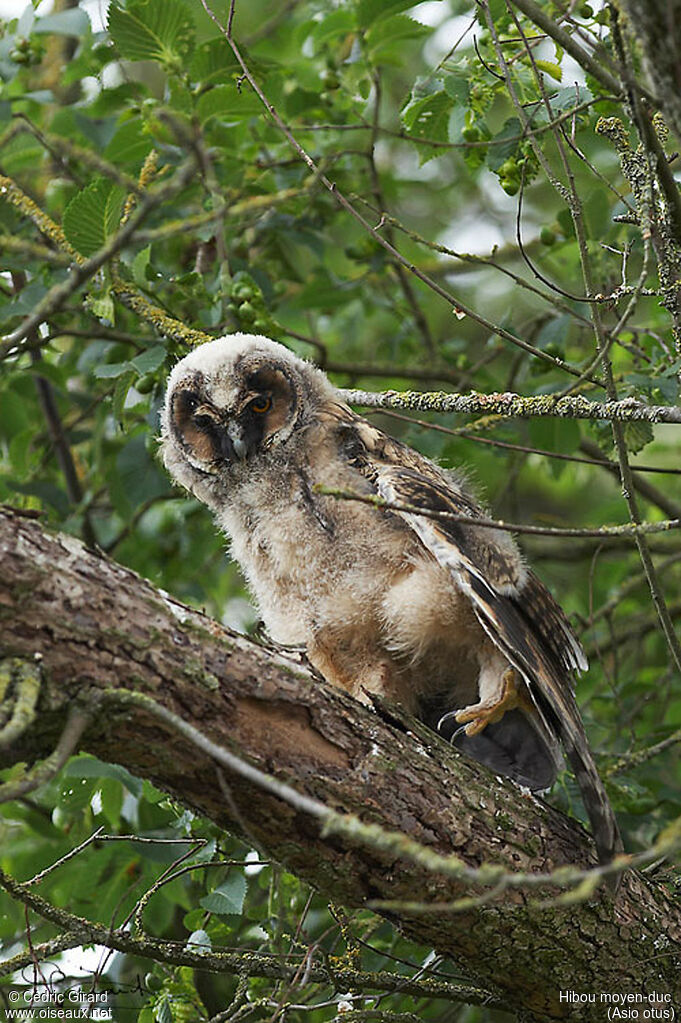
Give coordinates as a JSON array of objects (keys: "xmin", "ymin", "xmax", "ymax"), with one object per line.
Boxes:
[
  {"xmin": 315, "ymin": 484, "xmax": 681, "ymax": 540},
  {"xmin": 366, "ymin": 69, "xmax": 435, "ymax": 357},
  {"xmin": 370, "ymin": 407, "xmax": 681, "ymax": 475},
  {"xmin": 195, "ymin": 0, "xmax": 600, "ymax": 383},
  {"xmin": 505, "ymin": 0, "xmax": 625, "ymax": 97},
  {"xmin": 0, "ymin": 867, "xmax": 497, "ymax": 1009},
  {"xmin": 606, "ymin": 728, "xmax": 681, "ymax": 777},
  {"xmin": 1, "ymin": 159, "xmax": 197, "ymax": 354},
  {"xmin": 578, "ymin": 438, "xmax": 681, "ymax": 520}
]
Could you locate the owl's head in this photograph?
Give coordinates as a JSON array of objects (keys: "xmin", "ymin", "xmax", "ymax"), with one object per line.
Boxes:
[{"xmin": 160, "ymin": 333, "xmax": 333, "ymax": 498}]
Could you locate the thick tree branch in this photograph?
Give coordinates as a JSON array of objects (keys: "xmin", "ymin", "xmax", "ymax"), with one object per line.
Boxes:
[
  {"xmin": 341, "ymin": 387, "xmax": 681, "ymax": 423},
  {"xmin": 0, "ymin": 508, "xmax": 679, "ymax": 1019}
]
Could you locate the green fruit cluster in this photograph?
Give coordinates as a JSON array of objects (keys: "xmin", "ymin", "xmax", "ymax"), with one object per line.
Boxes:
[{"xmin": 227, "ymin": 271, "xmax": 280, "ymax": 336}]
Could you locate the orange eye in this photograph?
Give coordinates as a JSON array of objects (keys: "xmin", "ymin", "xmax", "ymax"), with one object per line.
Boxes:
[{"xmin": 250, "ymin": 395, "xmax": 272, "ymax": 414}]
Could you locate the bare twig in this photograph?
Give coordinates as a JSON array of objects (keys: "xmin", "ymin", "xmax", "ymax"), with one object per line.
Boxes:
[
  {"xmin": 0, "ymin": 866, "xmax": 497, "ymax": 1008},
  {"xmin": 315, "ymin": 484, "xmax": 681, "ymax": 540}
]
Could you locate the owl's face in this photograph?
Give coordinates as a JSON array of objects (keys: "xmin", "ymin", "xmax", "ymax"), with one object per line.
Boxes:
[{"xmin": 160, "ymin": 334, "xmax": 332, "ymax": 499}]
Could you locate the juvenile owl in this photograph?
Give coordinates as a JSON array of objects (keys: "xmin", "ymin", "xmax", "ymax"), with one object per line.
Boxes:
[{"xmin": 160, "ymin": 333, "xmax": 621, "ymax": 867}]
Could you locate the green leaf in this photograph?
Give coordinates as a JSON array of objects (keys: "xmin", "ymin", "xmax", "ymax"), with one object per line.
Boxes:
[
  {"xmin": 309, "ymin": 8, "xmax": 355, "ymax": 47},
  {"xmin": 88, "ymin": 287, "xmax": 115, "ymax": 323},
  {"xmin": 366, "ymin": 15, "xmax": 428, "ymax": 64},
  {"xmin": 197, "ymin": 83, "xmax": 262, "ymax": 124},
  {"xmin": 64, "ymin": 755, "xmax": 143, "ymax": 797},
  {"xmin": 533, "ymin": 59, "xmax": 563, "ymax": 82},
  {"xmin": 622, "ymin": 420, "xmax": 654, "ymax": 454},
  {"xmin": 200, "ymin": 872, "xmax": 247, "ymax": 916},
  {"xmin": 131, "ymin": 344, "xmax": 166, "ymax": 374},
  {"xmin": 114, "ymin": 434, "xmax": 169, "ymax": 508},
  {"xmin": 62, "ymin": 179, "xmax": 125, "ymax": 258},
  {"xmin": 189, "ymin": 39, "xmax": 242, "ymax": 83},
  {"xmin": 444, "ymin": 68, "xmax": 469, "ymax": 105},
  {"xmin": 546, "ymin": 84, "xmax": 593, "ymax": 114},
  {"xmin": 93, "ymin": 361, "xmax": 133, "ymax": 379},
  {"xmin": 486, "ymin": 117, "xmax": 523, "ymax": 172},
  {"xmin": 357, "ymin": 0, "xmax": 433, "ymax": 29},
  {"xmin": 113, "ymin": 368, "xmax": 136, "ymax": 421},
  {"xmin": 401, "ymin": 90, "xmax": 453, "ymax": 144},
  {"xmin": 99, "ymin": 777, "xmax": 124, "ymax": 829},
  {"xmin": 132, "ymin": 245, "xmax": 152, "ymax": 288},
  {"xmin": 58, "ymin": 775, "xmax": 97, "ymax": 813},
  {"xmin": 107, "ymin": 0, "xmax": 195, "ymax": 67},
  {"xmin": 104, "ymin": 119, "xmax": 154, "ymax": 168},
  {"xmin": 0, "ymin": 389, "xmax": 30, "ymax": 439},
  {"xmin": 34, "ymin": 8, "xmax": 91, "ymax": 36}
]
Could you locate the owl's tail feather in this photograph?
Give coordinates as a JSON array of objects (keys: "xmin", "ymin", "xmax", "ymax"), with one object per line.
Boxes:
[{"xmin": 561, "ymin": 729, "xmax": 623, "ymax": 890}]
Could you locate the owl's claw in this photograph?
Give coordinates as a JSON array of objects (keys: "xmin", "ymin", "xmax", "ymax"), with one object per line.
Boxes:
[{"xmin": 454, "ymin": 667, "xmax": 529, "ymax": 736}]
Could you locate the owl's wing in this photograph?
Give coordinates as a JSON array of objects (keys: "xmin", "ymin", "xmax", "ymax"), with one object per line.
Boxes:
[{"xmin": 339, "ymin": 412, "xmax": 621, "ymax": 867}]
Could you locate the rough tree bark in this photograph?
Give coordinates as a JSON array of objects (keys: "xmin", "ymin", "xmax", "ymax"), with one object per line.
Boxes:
[
  {"xmin": 617, "ymin": 0, "xmax": 681, "ymax": 144},
  {"xmin": 1, "ymin": 507, "xmax": 679, "ymax": 1020}
]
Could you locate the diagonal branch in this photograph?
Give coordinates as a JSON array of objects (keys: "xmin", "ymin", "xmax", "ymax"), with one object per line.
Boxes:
[{"xmin": 0, "ymin": 507, "xmax": 680, "ymax": 1019}]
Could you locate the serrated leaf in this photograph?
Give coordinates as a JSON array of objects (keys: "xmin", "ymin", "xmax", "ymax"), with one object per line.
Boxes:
[
  {"xmin": 200, "ymin": 872, "xmax": 247, "ymax": 916},
  {"xmin": 533, "ymin": 59, "xmax": 563, "ymax": 82},
  {"xmin": 62, "ymin": 179, "xmax": 125, "ymax": 258},
  {"xmin": 357, "ymin": 0, "xmax": 430, "ymax": 29},
  {"xmin": 197, "ymin": 83, "xmax": 262, "ymax": 124},
  {"xmin": 132, "ymin": 344, "xmax": 166, "ymax": 374},
  {"xmin": 444, "ymin": 69, "xmax": 469, "ymax": 105},
  {"xmin": 366, "ymin": 15, "xmax": 428, "ymax": 64},
  {"xmin": 107, "ymin": 0, "xmax": 195, "ymax": 67},
  {"xmin": 622, "ymin": 420, "xmax": 654, "ymax": 454},
  {"xmin": 401, "ymin": 90, "xmax": 453, "ymax": 143}
]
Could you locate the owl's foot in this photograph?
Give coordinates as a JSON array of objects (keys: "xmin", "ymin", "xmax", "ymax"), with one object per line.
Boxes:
[{"xmin": 454, "ymin": 668, "xmax": 530, "ymax": 736}]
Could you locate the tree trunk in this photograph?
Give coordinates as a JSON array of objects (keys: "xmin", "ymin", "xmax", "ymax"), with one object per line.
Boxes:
[
  {"xmin": 0, "ymin": 507, "xmax": 679, "ymax": 1020},
  {"xmin": 617, "ymin": 0, "xmax": 681, "ymax": 144}
]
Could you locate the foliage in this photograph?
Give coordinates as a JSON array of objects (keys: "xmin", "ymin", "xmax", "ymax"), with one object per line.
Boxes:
[{"xmin": 1, "ymin": 0, "xmax": 680, "ymax": 1019}]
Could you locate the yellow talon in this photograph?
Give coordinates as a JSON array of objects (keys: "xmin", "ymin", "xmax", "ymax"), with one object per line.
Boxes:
[{"xmin": 455, "ymin": 668, "xmax": 529, "ymax": 736}]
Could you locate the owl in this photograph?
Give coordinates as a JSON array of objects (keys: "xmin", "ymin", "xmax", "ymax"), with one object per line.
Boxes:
[{"xmin": 160, "ymin": 333, "xmax": 622, "ymax": 867}]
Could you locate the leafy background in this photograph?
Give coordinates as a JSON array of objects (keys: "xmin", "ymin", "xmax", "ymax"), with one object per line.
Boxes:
[{"xmin": 1, "ymin": 0, "xmax": 680, "ymax": 1019}]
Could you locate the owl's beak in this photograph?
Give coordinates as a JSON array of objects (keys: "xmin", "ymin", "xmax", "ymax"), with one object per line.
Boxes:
[
  {"xmin": 226, "ymin": 421, "xmax": 249, "ymax": 461},
  {"xmin": 218, "ymin": 431, "xmax": 238, "ymax": 463}
]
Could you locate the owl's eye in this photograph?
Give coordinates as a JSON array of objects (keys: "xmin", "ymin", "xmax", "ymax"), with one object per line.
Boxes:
[
  {"xmin": 182, "ymin": 390, "xmax": 200, "ymax": 413},
  {"xmin": 250, "ymin": 395, "xmax": 272, "ymax": 415}
]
